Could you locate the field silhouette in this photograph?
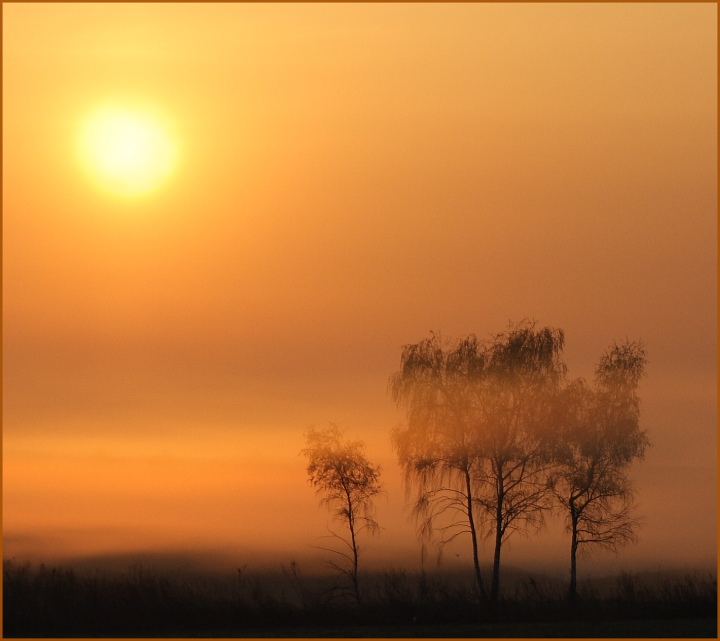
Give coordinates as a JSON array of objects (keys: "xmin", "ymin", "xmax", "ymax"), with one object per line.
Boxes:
[{"xmin": 4, "ymin": 557, "xmax": 716, "ymax": 637}]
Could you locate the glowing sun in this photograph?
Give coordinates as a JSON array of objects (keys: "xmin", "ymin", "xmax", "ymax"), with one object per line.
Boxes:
[{"xmin": 78, "ymin": 104, "xmax": 179, "ymax": 196}]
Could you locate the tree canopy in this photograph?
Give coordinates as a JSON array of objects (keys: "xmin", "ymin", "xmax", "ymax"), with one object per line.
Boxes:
[
  {"xmin": 302, "ymin": 424, "xmax": 382, "ymax": 600},
  {"xmin": 389, "ymin": 323, "xmax": 648, "ymax": 603},
  {"xmin": 389, "ymin": 321, "xmax": 567, "ymax": 600}
]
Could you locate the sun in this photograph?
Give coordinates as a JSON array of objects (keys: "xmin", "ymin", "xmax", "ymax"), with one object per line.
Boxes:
[{"xmin": 78, "ymin": 103, "xmax": 179, "ymax": 197}]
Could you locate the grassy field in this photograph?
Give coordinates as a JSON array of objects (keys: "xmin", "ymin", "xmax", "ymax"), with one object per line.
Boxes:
[
  {"xmin": 188, "ymin": 618, "xmax": 717, "ymax": 638},
  {"xmin": 4, "ymin": 559, "xmax": 717, "ymax": 638}
]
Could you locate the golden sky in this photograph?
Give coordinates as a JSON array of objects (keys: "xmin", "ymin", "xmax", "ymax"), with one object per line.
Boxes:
[{"xmin": 3, "ymin": 3, "xmax": 717, "ymax": 575}]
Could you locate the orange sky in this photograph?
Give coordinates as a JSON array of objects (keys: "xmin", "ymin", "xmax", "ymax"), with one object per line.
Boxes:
[{"xmin": 3, "ymin": 3, "xmax": 717, "ymax": 577}]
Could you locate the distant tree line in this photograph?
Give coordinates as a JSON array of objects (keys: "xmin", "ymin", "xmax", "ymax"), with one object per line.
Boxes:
[{"xmin": 303, "ymin": 320, "xmax": 648, "ymax": 606}]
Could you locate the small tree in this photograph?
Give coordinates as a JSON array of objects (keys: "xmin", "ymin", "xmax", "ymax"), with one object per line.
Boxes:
[
  {"xmin": 553, "ymin": 340, "xmax": 649, "ymax": 605},
  {"xmin": 302, "ymin": 424, "xmax": 382, "ymax": 601}
]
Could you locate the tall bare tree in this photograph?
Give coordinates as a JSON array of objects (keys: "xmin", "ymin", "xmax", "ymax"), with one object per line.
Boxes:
[
  {"xmin": 302, "ymin": 424, "xmax": 382, "ymax": 601},
  {"xmin": 552, "ymin": 340, "xmax": 648, "ymax": 605}
]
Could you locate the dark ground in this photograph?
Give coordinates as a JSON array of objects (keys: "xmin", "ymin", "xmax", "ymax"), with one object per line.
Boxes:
[
  {"xmin": 4, "ymin": 559, "xmax": 717, "ymax": 638},
  {"xmin": 185, "ymin": 618, "xmax": 717, "ymax": 638}
]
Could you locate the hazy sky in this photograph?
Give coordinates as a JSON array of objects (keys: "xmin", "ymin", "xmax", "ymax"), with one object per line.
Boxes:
[{"xmin": 3, "ymin": 3, "xmax": 717, "ymax": 577}]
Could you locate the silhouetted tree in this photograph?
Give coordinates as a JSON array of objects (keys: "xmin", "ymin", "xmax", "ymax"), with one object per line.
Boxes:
[
  {"xmin": 389, "ymin": 322, "xmax": 566, "ymax": 601},
  {"xmin": 552, "ymin": 340, "xmax": 648, "ymax": 605},
  {"xmin": 389, "ymin": 332, "xmax": 489, "ymax": 597},
  {"xmin": 478, "ymin": 322, "xmax": 566, "ymax": 602},
  {"xmin": 302, "ymin": 424, "xmax": 381, "ymax": 601}
]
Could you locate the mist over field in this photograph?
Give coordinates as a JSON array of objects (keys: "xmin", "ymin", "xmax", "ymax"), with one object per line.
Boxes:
[{"xmin": 3, "ymin": 5, "xmax": 716, "ymax": 636}]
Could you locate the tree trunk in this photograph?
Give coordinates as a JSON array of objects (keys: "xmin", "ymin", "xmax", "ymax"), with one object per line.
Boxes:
[
  {"xmin": 464, "ymin": 468, "xmax": 485, "ymax": 598},
  {"xmin": 346, "ymin": 492, "xmax": 361, "ymax": 602},
  {"xmin": 568, "ymin": 515, "xmax": 579, "ymax": 608},
  {"xmin": 490, "ymin": 474, "xmax": 504, "ymax": 603},
  {"xmin": 348, "ymin": 504, "xmax": 361, "ymax": 601}
]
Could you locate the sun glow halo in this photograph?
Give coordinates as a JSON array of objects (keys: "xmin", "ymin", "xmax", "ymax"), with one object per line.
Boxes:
[{"xmin": 79, "ymin": 104, "xmax": 179, "ymax": 197}]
